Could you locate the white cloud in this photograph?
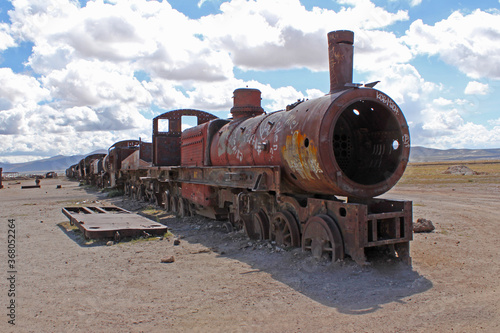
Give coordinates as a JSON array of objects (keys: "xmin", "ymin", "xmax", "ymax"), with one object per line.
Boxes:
[
  {"xmin": 199, "ymin": 0, "xmax": 409, "ymax": 70},
  {"xmin": 354, "ymin": 30, "xmax": 412, "ymax": 72},
  {"xmin": 404, "ymin": 10, "xmax": 500, "ymax": 79},
  {"xmin": 464, "ymin": 81, "xmax": 490, "ymax": 95},
  {"xmin": 0, "ymin": 68, "xmax": 49, "ymax": 109},
  {"xmin": 433, "ymin": 97, "xmax": 453, "ymax": 106},
  {"xmin": 421, "ymin": 107, "xmax": 464, "ymax": 132},
  {"xmin": 417, "ymin": 122, "xmax": 500, "ymax": 149},
  {"xmin": 405, "ymin": 95, "xmax": 500, "ymax": 149},
  {"xmin": 488, "ymin": 118, "xmax": 500, "ymax": 126},
  {"xmin": 0, "ymin": 23, "xmax": 16, "ymax": 51},
  {"xmin": 2, "ymin": 0, "xmax": 500, "ymax": 162}
]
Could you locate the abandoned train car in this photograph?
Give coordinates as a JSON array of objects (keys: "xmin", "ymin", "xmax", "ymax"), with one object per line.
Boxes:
[{"xmin": 67, "ymin": 30, "xmax": 413, "ymax": 265}]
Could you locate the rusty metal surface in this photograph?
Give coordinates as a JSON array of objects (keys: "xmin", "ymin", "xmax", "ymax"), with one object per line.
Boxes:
[
  {"xmin": 104, "ymin": 140, "xmax": 142, "ymax": 187},
  {"xmin": 209, "ymin": 88, "xmax": 409, "ymax": 198},
  {"xmin": 121, "ymin": 149, "xmax": 151, "ymax": 171},
  {"xmin": 0, "ymin": 168, "xmax": 3, "ymax": 189},
  {"xmin": 206, "ymin": 30, "xmax": 410, "ymax": 198},
  {"xmin": 177, "ymin": 165, "xmax": 281, "ymax": 193},
  {"xmin": 62, "ymin": 206, "xmax": 168, "ymax": 240},
  {"xmin": 181, "ymin": 183, "xmax": 215, "ymax": 207},
  {"xmin": 78, "ymin": 153, "xmax": 106, "ymax": 183},
  {"xmin": 181, "ymin": 122, "xmax": 210, "ymax": 166},
  {"xmin": 107, "ymin": 141, "xmax": 139, "ymax": 173},
  {"xmin": 328, "ymin": 30, "xmax": 354, "ymax": 93},
  {"xmin": 230, "ymin": 88, "xmax": 265, "ymax": 119},
  {"xmin": 153, "ymin": 109, "xmax": 218, "ymax": 166},
  {"xmin": 181, "ymin": 119, "xmax": 229, "ymax": 167},
  {"xmin": 140, "ymin": 142, "xmax": 152, "ymax": 162}
]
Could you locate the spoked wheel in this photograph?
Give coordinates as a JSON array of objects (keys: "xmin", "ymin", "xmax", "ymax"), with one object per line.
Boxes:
[
  {"xmin": 170, "ymin": 196, "xmax": 179, "ymax": 216},
  {"xmin": 162, "ymin": 191, "xmax": 171, "ymax": 212},
  {"xmin": 244, "ymin": 209, "xmax": 270, "ymax": 240},
  {"xmin": 138, "ymin": 185, "xmax": 146, "ymax": 201},
  {"xmin": 134, "ymin": 186, "xmax": 142, "ymax": 201},
  {"xmin": 302, "ymin": 214, "xmax": 344, "ymax": 262},
  {"xmin": 270, "ymin": 211, "xmax": 301, "ymax": 247},
  {"xmin": 222, "ymin": 221, "xmax": 234, "ymax": 233},
  {"xmin": 149, "ymin": 191, "xmax": 156, "ymax": 204},
  {"xmin": 154, "ymin": 193, "xmax": 162, "ymax": 207},
  {"xmin": 178, "ymin": 198, "xmax": 190, "ymax": 218}
]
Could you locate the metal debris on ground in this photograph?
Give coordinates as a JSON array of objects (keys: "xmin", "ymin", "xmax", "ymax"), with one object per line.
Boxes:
[{"xmin": 62, "ymin": 206, "xmax": 168, "ymax": 241}]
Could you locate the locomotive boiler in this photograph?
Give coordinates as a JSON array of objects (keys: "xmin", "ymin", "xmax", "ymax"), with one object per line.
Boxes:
[{"xmin": 210, "ymin": 31, "xmax": 409, "ymax": 198}]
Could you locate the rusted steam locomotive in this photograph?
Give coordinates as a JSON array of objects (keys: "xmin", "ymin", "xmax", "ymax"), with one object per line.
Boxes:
[{"xmin": 68, "ymin": 30, "xmax": 412, "ymax": 265}]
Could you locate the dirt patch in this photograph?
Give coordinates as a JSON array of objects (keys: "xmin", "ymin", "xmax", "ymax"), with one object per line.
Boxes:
[{"xmin": 0, "ymin": 178, "xmax": 499, "ymax": 332}]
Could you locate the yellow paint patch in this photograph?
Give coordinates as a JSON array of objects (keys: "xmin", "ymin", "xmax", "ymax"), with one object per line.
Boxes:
[{"xmin": 282, "ymin": 131, "xmax": 323, "ymax": 180}]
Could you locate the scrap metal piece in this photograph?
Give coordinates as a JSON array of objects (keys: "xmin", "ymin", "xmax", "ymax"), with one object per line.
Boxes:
[{"xmin": 61, "ymin": 206, "xmax": 168, "ymax": 240}]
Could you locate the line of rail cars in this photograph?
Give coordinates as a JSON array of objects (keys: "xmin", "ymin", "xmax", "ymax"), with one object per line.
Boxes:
[{"xmin": 67, "ymin": 31, "xmax": 413, "ymax": 265}]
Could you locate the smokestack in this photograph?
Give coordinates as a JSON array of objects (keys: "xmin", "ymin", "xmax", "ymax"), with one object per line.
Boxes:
[
  {"xmin": 328, "ymin": 30, "xmax": 354, "ymax": 93},
  {"xmin": 230, "ymin": 88, "xmax": 264, "ymax": 119}
]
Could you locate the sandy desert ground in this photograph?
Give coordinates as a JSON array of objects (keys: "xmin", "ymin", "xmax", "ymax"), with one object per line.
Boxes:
[{"xmin": 0, "ymin": 164, "xmax": 499, "ymax": 332}]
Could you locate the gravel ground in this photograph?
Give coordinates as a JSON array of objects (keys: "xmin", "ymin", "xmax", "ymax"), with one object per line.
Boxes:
[{"xmin": 0, "ymin": 177, "xmax": 498, "ymax": 332}]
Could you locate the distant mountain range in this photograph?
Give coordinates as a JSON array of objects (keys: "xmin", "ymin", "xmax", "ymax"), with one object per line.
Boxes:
[
  {"xmin": 0, "ymin": 150, "xmax": 107, "ymax": 174},
  {"xmin": 409, "ymin": 146, "xmax": 500, "ymax": 162},
  {"xmin": 1, "ymin": 147, "xmax": 500, "ymax": 174}
]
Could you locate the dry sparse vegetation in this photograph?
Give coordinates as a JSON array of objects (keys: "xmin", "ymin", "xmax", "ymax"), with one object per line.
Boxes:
[{"xmin": 398, "ymin": 160, "xmax": 500, "ymax": 185}]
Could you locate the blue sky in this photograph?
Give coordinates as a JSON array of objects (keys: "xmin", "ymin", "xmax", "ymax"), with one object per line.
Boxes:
[{"xmin": 0, "ymin": 0, "xmax": 499, "ymax": 163}]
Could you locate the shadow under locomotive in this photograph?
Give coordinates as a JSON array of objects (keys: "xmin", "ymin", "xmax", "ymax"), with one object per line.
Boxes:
[{"xmin": 130, "ymin": 206, "xmax": 432, "ymax": 314}]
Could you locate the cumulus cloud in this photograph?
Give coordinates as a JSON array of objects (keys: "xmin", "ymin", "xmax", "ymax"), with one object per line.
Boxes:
[
  {"xmin": 404, "ymin": 10, "xmax": 500, "ymax": 79},
  {"xmin": 354, "ymin": 30, "xmax": 412, "ymax": 72},
  {"xmin": 403, "ymin": 93, "xmax": 500, "ymax": 149},
  {"xmin": 0, "ymin": 22, "xmax": 16, "ymax": 51},
  {"xmin": 199, "ymin": 0, "xmax": 408, "ymax": 70},
  {"xmin": 415, "ymin": 122, "xmax": 500, "ymax": 149},
  {"xmin": 1, "ymin": 0, "xmax": 499, "ymax": 162},
  {"xmin": 464, "ymin": 81, "xmax": 490, "ymax": 95},
  {"xmin": 0, "ymin": 68, "xmax": 49, "ymax": 108}
]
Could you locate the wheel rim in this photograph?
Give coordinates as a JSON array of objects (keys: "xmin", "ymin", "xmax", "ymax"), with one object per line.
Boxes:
[
  {"xmin": 138, "ymin": 186, "xmax": 145, "ymax": 201},
  {"xmin": 244, "ymin": 210, "xmax": 270, "ymax": 240},
  {"xmin": 162, "ymin": 191, "xmax": 171, "ymax": 212},
  {"xmin": 179, "ymin": 198, "xmax": 189, "ymax": 218},
  {"xmin": 270, "ymin": 211, "xmax": 301, "ymax": 247},
  {"xmin": 170, "ymin": 196, "xmax": 178, "ymax": 215},
  {"xmin": 302, "ymin": 214, "xmax": 344, "ymax": 262}
]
